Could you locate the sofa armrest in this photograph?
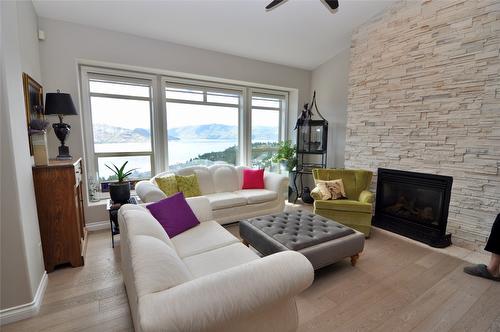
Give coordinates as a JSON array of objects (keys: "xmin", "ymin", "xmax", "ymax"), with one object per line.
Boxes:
[
  {"xmin": 359, "ymin": 190, "xmax": 374, "ymax": 204},
  {"xmin": 186, "ymin": 196, "xmax": 213, "ymax": 222},
  {"xmin": 264, "ymin": 172, "xmax": 288, "ymax": 197},
  {"xmin": 138, "ymin": 251, "xmax": 314, "ymax": 332},
  {"xmin": 135, "ymin": 180, "xmax": 167, "ymax": 203}
]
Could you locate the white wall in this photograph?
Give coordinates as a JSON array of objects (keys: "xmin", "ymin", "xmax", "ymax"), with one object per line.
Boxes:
[
  {"xmin": 38, "ymin": 17, "xmax": 311, "ymax": 224},
  {"xmin": 0, "ymin": 1, "xmax": 45, "ymax": 312},
  {"xmin": 310, "ymin": 48, "xmax": 350, "ymax": 168}
]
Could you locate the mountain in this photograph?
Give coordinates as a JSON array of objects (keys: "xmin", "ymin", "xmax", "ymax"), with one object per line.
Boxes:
[
  {"xmin": 168, "ymin": 123, "xmax": 278, "ymax": 141},
  {"xmin": 93, "ymin": 123, "xmax": 278, "ymax": 144},
  {"xmin": 168, "ymin": 124, "xmax": 237, "ymax": 140},
  {"xmin": 93, "ymin": 124, "xmax": 178, "ymax": 143}
]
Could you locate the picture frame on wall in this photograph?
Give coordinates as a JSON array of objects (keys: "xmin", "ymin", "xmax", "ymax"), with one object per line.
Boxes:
[{"xmin": 22, "ymin": 73, "xmax": 44, "ymax": 155}]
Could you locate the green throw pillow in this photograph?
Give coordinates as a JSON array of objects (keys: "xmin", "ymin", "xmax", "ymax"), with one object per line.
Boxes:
[
  {"xmin": 155, "ymin": 174, "xmax": 179, "ymax": 196},
  {"xmin": 175, "ymin": 174, "xmax": 202, "ymax": 198}
]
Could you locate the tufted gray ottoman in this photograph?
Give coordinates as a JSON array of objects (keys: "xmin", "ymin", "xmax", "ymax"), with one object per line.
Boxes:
[{"xmin": 239, "ymin": 210, "xmax": 365, "ymax": 270}]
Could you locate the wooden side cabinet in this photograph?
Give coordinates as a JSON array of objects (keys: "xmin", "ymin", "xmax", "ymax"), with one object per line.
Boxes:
[{"xmin": 32, "ymin": 158, "xmax": 87, "ymax": 272}]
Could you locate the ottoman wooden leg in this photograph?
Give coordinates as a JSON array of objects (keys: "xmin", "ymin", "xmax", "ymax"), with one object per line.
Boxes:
[
  {"xmin": 350, "ymin": 254, "xmax": 360, "ymax": 266},
  {"xmin": 242, "ymin": 239, "xmax": 249, "ymax": 247}
]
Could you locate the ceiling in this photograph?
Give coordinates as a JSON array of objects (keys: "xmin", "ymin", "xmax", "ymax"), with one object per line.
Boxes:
[{"xmin": 33, "ymin": 0, "xmax": 396, "ymax": 70}]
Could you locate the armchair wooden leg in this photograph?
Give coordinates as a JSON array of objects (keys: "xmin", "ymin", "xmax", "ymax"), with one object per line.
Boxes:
[
  {"xmin": 350, "ymin": 254, "xmax": 360, "ymax": 266},
  {"xmin": 242, "ymin": 239, "xmax": 249, "ymax": 247}
]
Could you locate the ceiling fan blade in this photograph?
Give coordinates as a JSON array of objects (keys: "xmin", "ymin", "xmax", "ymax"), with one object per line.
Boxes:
[
  {"xmin": 266, "ymin": 0, "xmax": 285, "ymax": 10},
  {"xmin": 324, "ymin": 0, "xmax": 339, "ymax": 10}
]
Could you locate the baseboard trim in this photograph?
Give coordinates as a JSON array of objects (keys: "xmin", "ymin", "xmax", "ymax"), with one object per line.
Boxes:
[
  {"xmin": 0, "ymin": 271, "xmax": 48, "ymax": 325},
  {"xmin": 86, "ymin": 220, "xmax": 109, "ymax": 232}
]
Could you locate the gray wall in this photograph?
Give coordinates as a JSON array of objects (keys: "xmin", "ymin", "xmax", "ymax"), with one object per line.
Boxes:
[
  {"xmin": 310, "ymin": 48, "xmax": 350, "ymax": 168},
  {"xmin": 38, "ymin": 17, "xmax": 311, "ymax": 224},
  {"xmin": 1, "ymin": 1, "xmax": 45, "ymax": 311}
]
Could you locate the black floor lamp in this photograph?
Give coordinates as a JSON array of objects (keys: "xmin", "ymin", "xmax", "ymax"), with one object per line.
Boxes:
[{"xmin": 45, "ymin": 90, "xmax": 78, "ymax": 160}]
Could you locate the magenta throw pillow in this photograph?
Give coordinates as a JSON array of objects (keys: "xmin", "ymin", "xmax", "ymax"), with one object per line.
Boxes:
[
  {"xmin": 242, "ymin": 168, "xmax": 265, "ymax": 189},
  {"xmin": 146, "ymin": 192, "xmax": 200, "ymax": 238}
]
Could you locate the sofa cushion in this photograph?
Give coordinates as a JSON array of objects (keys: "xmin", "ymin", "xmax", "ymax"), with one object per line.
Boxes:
[
  {"xmin": 194, "ymin": 169, "xmax": 215, "ymax": 195},
  {"xmin": 205, "ymin": 192, "xmax": 248, "ymax": 210},
  {"xmin": 146, "ymin": 192, "xmax": 200, "ymax": 238},
  {"xmin": 175, "ymin": 174, "xmax": 202, "ymax": 198},
  {"xmin": 234, "ymin": 189, "xmax": 278, "ymax": 204},
  {"xmin": 242, "ymin": 169, "xmax": 265, "ymax": 189},
  {"xmin": 120, "ymin": 205, "xmax": 174, "ymax": 248},
  {"xmin": 171, "ymin": 220, "xmax": 240, "ymax": 258},
  {"xmin": 211, "ymin": 165, "xmax": 239, "ymax": 192},
  {"xmin": 155, "ymin": 174, "xmax": 178, "ymax": 196},
  {"xmin": 130, "ymin": 235, "xmax": 191, "ymax": 298},
  {"xmin": 182, "ymin": 242, "xmax": 259, "ymax": 278},
  {"xmin": 314, "ymin": 199, "xmax": 372, "ymax": 213}
]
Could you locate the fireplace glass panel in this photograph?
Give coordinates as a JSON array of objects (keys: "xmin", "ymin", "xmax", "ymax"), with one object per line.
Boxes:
[{"xmin": 380, "ymin": 182, "xmax": 444, "ymax": 227}]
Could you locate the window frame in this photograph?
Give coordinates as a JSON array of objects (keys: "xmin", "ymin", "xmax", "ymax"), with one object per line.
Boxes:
[
  {"xmin": 248, "ymin": 88, "xmax": 289, "ymax": 166},
  {"xmin": 80, "ymin": 66, "xmax": 289, "ymax": 200},
  {"xmin": 162, "ymin": 77, "xmax": 246, "ymax": 168},
  {"xmin": 80, "ymin": 66, "xmax": 157, "ymax": 184}
]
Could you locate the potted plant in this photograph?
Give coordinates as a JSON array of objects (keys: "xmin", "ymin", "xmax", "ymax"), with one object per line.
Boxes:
[
  {"xmin": 272, "ymin": 140, "xmax": 297, "ymax": 173},
  {"xmin": 106, "ymin": 161, "xmax": 137, "ymax": 203}
]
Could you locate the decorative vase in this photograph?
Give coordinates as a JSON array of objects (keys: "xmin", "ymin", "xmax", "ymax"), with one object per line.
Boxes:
[
  {"xmin": 109, "ymin": 182, "xmax": 131, "ymax": 203},
  {"xmin": 302, "ymin": 186, "xmax": 314, "ymax": 204},
  {"xmin": 31, "ymin": 132, "xmax": 49, "ymax": 166}
]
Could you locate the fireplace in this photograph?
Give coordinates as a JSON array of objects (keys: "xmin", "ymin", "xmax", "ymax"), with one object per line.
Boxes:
[{"xmin": 373, "ymin": 168, "xmax": 453, "ymax": 248}]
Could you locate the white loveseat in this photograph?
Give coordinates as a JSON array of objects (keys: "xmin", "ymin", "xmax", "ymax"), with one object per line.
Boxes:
[
  {"xmin": 118, "ymin": 197, "xmax": 314, "ymax": 332},
  {"xmin": 135, "ymin": 164, "xmax": 288, "ymax": 224}
]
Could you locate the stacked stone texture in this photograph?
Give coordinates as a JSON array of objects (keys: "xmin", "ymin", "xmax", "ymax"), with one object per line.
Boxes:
[{"xmin": 346, "ymin": 0, "xmax": 500, "ymax": 250}]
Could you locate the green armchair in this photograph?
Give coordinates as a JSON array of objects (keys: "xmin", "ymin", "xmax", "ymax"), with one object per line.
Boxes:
[{"xmin": 312, "ymin": 168, "xmax": 374, "ymax": 237}]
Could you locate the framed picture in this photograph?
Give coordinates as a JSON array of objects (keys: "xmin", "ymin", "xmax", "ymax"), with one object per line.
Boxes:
[{"xmin": 22, "ymin": 73, "xmax": 44, "ymax": 155}]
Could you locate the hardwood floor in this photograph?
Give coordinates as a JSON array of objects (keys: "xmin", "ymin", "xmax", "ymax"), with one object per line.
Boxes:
[{"xmin": 4, "ymin": 223, "xmax": 500, "ymax": 331}]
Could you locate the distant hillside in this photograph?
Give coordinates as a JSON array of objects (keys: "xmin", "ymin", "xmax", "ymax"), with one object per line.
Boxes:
[
  {"xmin": 93, "ymin": 124, "xmax": 179, "ymax": 143},
  {"xmin": 168, "ymin": 123, "xmax": 278, "ymax": 141},
  {"xmin": 94, "ymin": 123, "xmax": 278, "ymax": 143}
]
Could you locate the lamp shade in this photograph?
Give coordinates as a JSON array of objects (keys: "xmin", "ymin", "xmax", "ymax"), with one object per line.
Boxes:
[{"xmin": 45, "ymin": 91, "xmax": 78, "ymax": 116}]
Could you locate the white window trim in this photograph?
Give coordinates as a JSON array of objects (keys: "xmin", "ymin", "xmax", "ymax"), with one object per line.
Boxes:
[
  {"xmin": 79, "ymin": 65, "xmax": 289, "ymax": 196},
  {"xmin": 79, "ymin": 66, "xmax": 157, "ymax": 182}
]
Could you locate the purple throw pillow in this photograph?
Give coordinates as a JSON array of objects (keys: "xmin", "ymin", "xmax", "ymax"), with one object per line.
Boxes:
[{"xmin": 146, "ymin": 192, "xmax": 200, "ymax": 238}]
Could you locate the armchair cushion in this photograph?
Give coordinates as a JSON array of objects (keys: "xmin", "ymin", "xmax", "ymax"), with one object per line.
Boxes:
[
  {"xmin": 315, "ymin": 179, "xmax": 346, "ymax": 200},
  {"xmin": 311, "ymin": 183, "xmax": 331, "ymax": 200},
  {"xmin": 315, "ymin": 199, "xmax": 372, "ymax": 213},
  {"xmin": 359, "ymin": 190, "xmax": 375, "ymax": 204}
]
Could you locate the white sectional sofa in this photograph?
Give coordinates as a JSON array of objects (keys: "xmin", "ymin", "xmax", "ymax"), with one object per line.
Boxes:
[
  {"xmin": 135, "ymin": 164, "xmax": 288, "ymax": 224},
  {"xmin": 118, "ymin": 197, "xmax": 314, "ymax": 332}
]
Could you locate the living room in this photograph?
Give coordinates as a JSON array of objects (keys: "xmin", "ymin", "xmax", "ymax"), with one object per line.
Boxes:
[{"xmin": 1, "ymin": 0, "xmax": 499, "ymax": 331}]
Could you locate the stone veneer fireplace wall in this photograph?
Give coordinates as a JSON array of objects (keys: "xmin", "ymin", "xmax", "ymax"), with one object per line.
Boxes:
[{"xmin": 345, "ymin": 0, "xmax": 500, "ymax": 250}]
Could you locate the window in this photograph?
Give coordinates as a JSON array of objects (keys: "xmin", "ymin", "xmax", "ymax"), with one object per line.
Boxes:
[
  {"xmin": 165, "ymin": 83, "xmax": 242, "ymax": 171},
  {"xmin": 80, "ymin": 66, "xmax": 289, "ymax": 200},
  {"xmin": 250, "ymin": 93, "xmax": 285, "ymax": 170},
  {"xmin": 85, "ymin": 73, "xmax": 154, "ymax": 183}
]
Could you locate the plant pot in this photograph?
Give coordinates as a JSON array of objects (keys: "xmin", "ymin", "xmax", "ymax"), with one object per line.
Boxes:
[{"xmin": 109, "ymin": 182, "xmax": 131, "ymax": 204}]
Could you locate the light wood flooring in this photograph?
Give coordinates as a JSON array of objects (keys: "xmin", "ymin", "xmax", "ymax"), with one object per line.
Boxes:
[{"xmin": 4, "ymin": 223, "xmax": 500, "ymax": 331}]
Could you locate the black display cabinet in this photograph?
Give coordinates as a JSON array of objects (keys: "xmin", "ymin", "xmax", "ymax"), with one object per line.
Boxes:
[{"xmin": 291, "ymin": 92, "xmax": 328, "ymax": 203}]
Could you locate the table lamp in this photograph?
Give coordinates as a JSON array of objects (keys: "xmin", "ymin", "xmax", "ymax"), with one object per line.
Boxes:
[{"xmin": 45, "ymin": 90, "xmax": 78, "ymax": 160}]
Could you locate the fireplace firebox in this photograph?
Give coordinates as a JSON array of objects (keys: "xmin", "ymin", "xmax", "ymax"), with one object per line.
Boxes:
[{"xmin": 373, "ymin": 168, "xmax": 453, "ymax": 248}]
